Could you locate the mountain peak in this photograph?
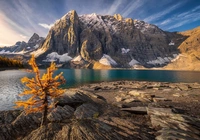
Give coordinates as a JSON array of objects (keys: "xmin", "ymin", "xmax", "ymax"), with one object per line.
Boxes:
[
  {"xmin": 28, "ymin": 33, "xmax": 39, "ymax": 44},
  {"xmin": 68, "ymin": 10, "xmax": 77, "ymax": 14},
  {"xmin": 114, "ymin": 14, "xmax": 123, "ymax": 21},
  {"xmin": 59, "ymin": 10, "xmax": 78, "ymax": 22}
]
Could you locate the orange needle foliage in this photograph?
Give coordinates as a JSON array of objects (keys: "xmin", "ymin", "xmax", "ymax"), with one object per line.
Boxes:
[{"xmin": 15, "ymin": 55, "xmax": 66, "ymax": 121}]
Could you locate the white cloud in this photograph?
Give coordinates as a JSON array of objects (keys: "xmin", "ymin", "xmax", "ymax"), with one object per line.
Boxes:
[
  {"xmin": 159, "ymin": 5, "xmax": 200, "ymax": 30},
  {"xmin": 107, "ymin": 0, "xmax": 123, "ymax": 15},
  {"xmin": 144, "ymin": 2, "xmax": 184, "ymax": 23},
  {"xmin": 20, "ymin": 34, "xmax": 27, "ymax": 39},
  {"xmin": 38, "ymin": 23, "xmax": 54, "ymax": 29},
  {"xmin": 0, "ymin": 13, "xmax": 28, "ymax": 46},
  {"xmin": 159, "ymin": 19, "xmax": 172, "ymax": 26},
  {"xmin": 121, "ymin": 0, "xmax": 144, "ymax": 17}
]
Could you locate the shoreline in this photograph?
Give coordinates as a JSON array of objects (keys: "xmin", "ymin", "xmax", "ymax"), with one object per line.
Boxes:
[{"xmin": 1, "ymin": 66, "xmax": 200, "ymax": 72}]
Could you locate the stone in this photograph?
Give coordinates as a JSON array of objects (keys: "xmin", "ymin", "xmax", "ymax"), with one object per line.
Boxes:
[
  {"xmin": 47, "ymin": 105, "xmax": 74, "ymax": 122},
  {"xmin": 138, "ymin": 97, "xmax": 152, "ymax": 103},
  {"xmin": 0, "ymin": 110, "xmax": 21, "ymax": 125},
  {"xmin": 93, "ymin": 86, "xmax": 102, "ymax": 91},
  {"xmin": 156, "ymin": 128, "xmax": 200, "ymax": 140},
  {"xmin": 124, "ymin": 98, "xmax": 141, "ymax": 103},
  {"xmin": 178, "ymin": 84, "xmax": 189, "ymax": 91},
  {"xmin": 23, "ymin": 123, "xmax": 63, "ymax": 140},
  {"xmin": 147, "ymin": 107, "xmax": 174, "ymax": 116},
  {"xmin": 121, "ymin": 107, "xmax": 147, "ymax": 114},
  {"xmin": 169, "ymin": 84, "xmax": 178, "ymax": 89},
  {"xmin": 153, "ymin": 97, "xmax": 172, "ymax": 102},
  {"xmin": 54, "ymin": 90, "xmax": 92, "ymax": 108},
  {"xmin": 147, "ymin": 107, "xmax": 200, "ymax": 140},
  {"xmin": 128, "ymin": 90, "xmax": 145, "ymax": 96},
  {"xmin": 114, "ymin": 103, "xmax": 127, "ymax": 108},
  {"xmin": 173, "ymin": 93, "xmax": 182, "ymax": 97},
  {"xmin": 162, "ymin": 89, "xmax": 172, "ymax": 92},
  {"xmin": 74, "ymin": 103, "xmax": 99, "ymax": 119},
  {"xmin": 173, "ymin": 93, "xmax": 189, "ymax": 97},
  {"xmin": 140, "ymin": 93, "xmax": 155, "ymax": 98},
  {"xmin": 115, "ymin": 96, "xmax": 123, "ymax": 102},
  {"xmin": 190, "ymin": 83, "xmax": 200, "ymax": 89}
]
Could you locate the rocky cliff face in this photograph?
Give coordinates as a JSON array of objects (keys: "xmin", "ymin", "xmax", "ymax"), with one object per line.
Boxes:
[{"xmin": 34, "ymin": 10, "xmax": 187, "ymax": 68}]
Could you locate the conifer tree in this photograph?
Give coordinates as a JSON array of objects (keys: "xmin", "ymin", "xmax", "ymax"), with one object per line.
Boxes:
[{"xmin": 15, "ymin": 55, "xmax": 66, "ymax": 126}]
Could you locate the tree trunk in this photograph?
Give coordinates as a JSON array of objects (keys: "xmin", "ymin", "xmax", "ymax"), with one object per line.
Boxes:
[{"xmin": 41, "ymin": 93, "xmax": 48, "ymax": 127}]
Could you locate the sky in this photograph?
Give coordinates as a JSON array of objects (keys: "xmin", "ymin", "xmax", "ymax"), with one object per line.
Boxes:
[{"xmin": 0, "ymin": 0, "xmax": 200, "ymax": 46}]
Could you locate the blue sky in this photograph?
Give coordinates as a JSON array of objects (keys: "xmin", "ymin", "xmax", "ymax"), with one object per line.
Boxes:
[{"xmin": 0, "ymin": 0, "xmax": 200, "ymax": 46}]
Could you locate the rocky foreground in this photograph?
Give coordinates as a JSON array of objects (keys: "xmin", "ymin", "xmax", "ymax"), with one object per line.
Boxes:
[{"xmin": 1, "ymin": 81, "xmax": 200, "ymax": 140}]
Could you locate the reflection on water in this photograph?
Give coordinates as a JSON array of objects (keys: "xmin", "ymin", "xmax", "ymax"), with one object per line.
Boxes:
[
  {"xmin": 1, "ymin": 69, "xmax": 200, "ymax": 111},
  {"xmin": 0, "ymin": 70, "xmax": 28, "ymax": 111}
]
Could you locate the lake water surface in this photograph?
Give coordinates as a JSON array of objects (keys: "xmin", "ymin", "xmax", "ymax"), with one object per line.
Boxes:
[{"xmin": 1, "ymin": 69, "xmax": 200, "ymax": 111}]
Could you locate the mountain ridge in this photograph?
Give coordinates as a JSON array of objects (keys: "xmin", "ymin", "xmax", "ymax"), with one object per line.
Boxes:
[
  {"xmin": 1, "ymin": 10, "xmax": 199, "ymax": 70},
  {"xmin": 0, "ymin": 33, "xmax": 44, "ymax": 55}
]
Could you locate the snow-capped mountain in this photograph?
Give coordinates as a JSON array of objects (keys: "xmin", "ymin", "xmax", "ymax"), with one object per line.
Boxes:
[
  {"xmin": 1, "ymin": 10, "xmax": 192, "ymax": 69},
  {"xmin": 34, "ymin": 10, "xmax": 187, "ymax": 68},
  {"xmin": 0, "ymin": 33, "xmax": 44, "ymax": 55}
]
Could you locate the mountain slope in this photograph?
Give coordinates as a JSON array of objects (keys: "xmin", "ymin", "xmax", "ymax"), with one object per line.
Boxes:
[
  {"xmin": 164, "ymin": 26, "xmax": 200, "ymax": 70},
  {"xmin": 34, "ymin": 10, "xmax": 187, "ymax": 68}
]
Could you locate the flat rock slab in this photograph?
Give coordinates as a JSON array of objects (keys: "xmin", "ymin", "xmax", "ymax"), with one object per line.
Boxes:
[
  {"xmin": 128, "ymin": 90, "xmax": 145, "ymax": 96},
  {"xmin": 190, "ymin": 83, "xmax": 200, "ymax": 89},
  {"xmin": 124, "ymin": 98, "xmax": 141, "ymax": 103},
  {"xmin": 156, "ymin": 128, "xmax": 200, "ymax": 140},
  {"xmin": 48, "ymin": 105, "xmax": 74, "ymax": 122},
  {"xmin": 173, "ymin": 93, "xmax": 189, "ymax": 97},
  {"xmin": 147, "ymin": 107, "xmax": 174, "ymax": 116},
  {"xmin": 147, "ymin": 107, "xmax": 200, "ymax": 140},
  {"xmin": 54, "ymin": 90, "xmax": 92, "ymax": 108},
  {"xmin": 153, "ymin": 97, "xmax": 172, "ymax": 102},
  {"xmin": 121, "ymin": 107, "xmax": 147, "ymax": 114},
  {"xmin": 74, "ymin": 103, "xmax": 99, "ymax": 119},
  {"xmin": 178, "ymin": 84, "xmax": 189, "ymax": 91}
]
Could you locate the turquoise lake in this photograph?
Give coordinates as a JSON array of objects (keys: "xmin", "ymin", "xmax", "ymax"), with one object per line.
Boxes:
[{"xmin": 1, "ymin": 69, "xmax": 200, "ymax": 111}]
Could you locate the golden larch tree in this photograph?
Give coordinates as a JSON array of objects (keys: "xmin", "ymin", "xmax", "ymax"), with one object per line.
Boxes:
[{"xmin": 15, "ymin": 55, "xmax": 66, "ymax": 126}]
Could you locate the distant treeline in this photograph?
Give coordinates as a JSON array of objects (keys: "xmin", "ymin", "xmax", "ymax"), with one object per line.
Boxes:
[{"xmin": 0, "ymin": 56, "xmax": 24, "ymax": 68}]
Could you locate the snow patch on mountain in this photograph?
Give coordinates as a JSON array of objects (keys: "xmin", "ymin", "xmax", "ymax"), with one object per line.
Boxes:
[
  {"xmin": 129, "ymin": 59, "xmax": 139, "ymax": 66},
  {"xmin": 0, "ymin": 50, "xmax": 10, "ymax": 54},
  {"xmin": 147, "ymin": 57, "xmax": 172, "ymax": 65},
  {"xmin": 34, "ymin": 44, "xmax": 39, "ymax": 49},
  {"xmin": 121, "ymin": 48, "xmax": 130, "ymax": 54},
  {"xmin": 169, "ymin": 41, "xmax": 175, "ymax": 46},
  {"xmin": 43, "ymin": 52, "xmax": 72, "ymax": 63},
  {"xmin": 134, "ymin": 19, "xmax": 156, "ymax": 33},
  {"xmin": 99, "ymin": 54, "xmax": 117, "ymax": 66},
  {"xmin": 79, "ymin": 13, "xmax": 119, "ymax": 35},
  {"xmin": 171, "ymin": 54, "xmax": 185, "ymax": 62}
]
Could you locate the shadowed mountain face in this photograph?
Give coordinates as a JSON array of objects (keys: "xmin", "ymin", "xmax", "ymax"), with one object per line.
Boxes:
[{"xmin": 34, "ymin": 10, "xmax": 187, "ymax": 68}]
